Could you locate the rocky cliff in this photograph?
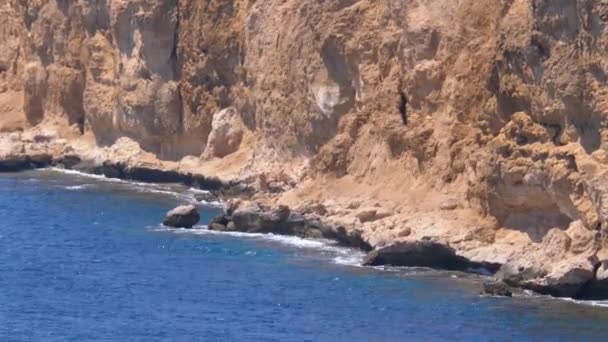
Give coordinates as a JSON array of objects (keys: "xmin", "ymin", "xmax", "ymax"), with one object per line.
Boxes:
[{"xmin": 1, "ymin": 0, "xmax": 608, "ymax": 298}]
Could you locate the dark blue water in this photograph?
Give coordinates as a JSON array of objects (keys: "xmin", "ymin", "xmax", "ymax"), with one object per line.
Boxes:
[{"xmin": 2, "ymin": 170, "xmax": 608, "ymax": 341}]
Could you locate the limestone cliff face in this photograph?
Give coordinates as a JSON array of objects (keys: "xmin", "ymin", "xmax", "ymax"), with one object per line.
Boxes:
[{"xmin": 1, "ymin": 0, "xmax": 608, "ymax": 292}]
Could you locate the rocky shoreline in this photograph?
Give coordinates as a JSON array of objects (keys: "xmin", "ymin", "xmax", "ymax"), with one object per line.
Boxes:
[
  {"xmin": 0, "ymin": 138, "xmax": 252, "ymax": 198},
  {"xmin": 209, "ymin": 201, "xmax": 608, "ymax": 299},
  {"xmin": 1, "ymin": 138, "xmax": 607, "ymax": 300}
]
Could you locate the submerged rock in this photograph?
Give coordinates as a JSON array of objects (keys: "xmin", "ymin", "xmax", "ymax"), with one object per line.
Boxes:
[
  {"xmin": 482, "ymin": 281, "xmax": 513, "ymax": 297},
  {"xmin": 163, "ymin": 205, "xmax": 200, "ymax": 228}
]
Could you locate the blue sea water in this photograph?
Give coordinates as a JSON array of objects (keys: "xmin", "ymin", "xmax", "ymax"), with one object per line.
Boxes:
[{"xmin": 2, "ymin": 170, "xmax": 608, "ymax": 341}]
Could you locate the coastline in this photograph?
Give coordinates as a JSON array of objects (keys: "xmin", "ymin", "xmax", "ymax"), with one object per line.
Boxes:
[
  {"xmin": 2, "ymin": 132, "xmax": 608, "ymax": 301},
  {"xmin": 10, "ymin": 165, "xmax": 608, "ymax": 310}
]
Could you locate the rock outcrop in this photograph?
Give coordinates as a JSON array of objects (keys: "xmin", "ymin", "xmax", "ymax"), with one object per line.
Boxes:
[
  {"xmin": 163, "ymin": 205, "xmax": 200, "ymax": 228},
  {"xmin": 482, "ymin": 281, "xmax": 513, "ymax": 297},
  {"xmin": 209, "ymin": 201, "xmax": 372, "ymax": 251},
  {"xmin": 1, "ymin": 0, "xmax": 608, "ymax": 298},
  {"xmin": 361, "ymin": 240, "xmax": 498, "ymax": 272}
]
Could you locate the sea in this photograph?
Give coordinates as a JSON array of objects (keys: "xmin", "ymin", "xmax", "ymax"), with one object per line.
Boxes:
[{"xmin": 2, "ymin": 169, "xmax": 608, "ymax": 341}]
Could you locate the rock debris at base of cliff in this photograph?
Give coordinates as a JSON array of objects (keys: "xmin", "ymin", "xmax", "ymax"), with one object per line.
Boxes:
[{"xmin": 1, "ymin": 0, "xmax": 608, "ymax": 298}]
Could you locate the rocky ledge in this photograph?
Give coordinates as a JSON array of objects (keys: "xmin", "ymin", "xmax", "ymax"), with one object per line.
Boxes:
[
  {"xmin": 0, "ymin": 135, "xmax": 252, "ymax": 198},
  {"xmin": 208, "ymin": 201, "xmax": 608, "ymax": 300},
  {"xmin": 4, "ymin": 135, "xmax": 608, "ymax": 300},
  {"xmin": 361, "ymin": 240, "xmax": 500, "ymax": 273},
  {"xmin": 209, "ymin": 201, "xmax": 372, "ymax": 251}
]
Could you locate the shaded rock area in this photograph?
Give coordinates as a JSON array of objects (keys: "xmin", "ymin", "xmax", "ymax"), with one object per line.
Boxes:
[
  {"xmin": 163, "ymin": 205, "xmax": 200, "ymax": 228},
  {"xmin": 209, "ymin": 202, "xmax": 372, "ymax": 251},
  {"xmin": 0, "ymin": 154, "xmax": 52, "ymax": 172},
  {"xmin": 482, "ymin": 281, "xmax": 513, "ymax": 297},
  {"xmin": 361, "ymin": 240, "xmax": 500, "ymax": 273},
  {"xmin": 0, "ymin": 139, "xmax": 252, "ymax": 198}
]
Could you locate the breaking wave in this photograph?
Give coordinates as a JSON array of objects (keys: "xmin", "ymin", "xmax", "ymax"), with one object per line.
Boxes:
[
  {"xmin": 153, "ymin": 225, "xmax": 366, "ymax": 267},
  {"xmin": 41, "ymin": 168, "xmax": 223, "ymax": 207}
]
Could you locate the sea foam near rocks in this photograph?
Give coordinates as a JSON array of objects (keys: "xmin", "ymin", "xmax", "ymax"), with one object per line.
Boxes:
[
  {"xmin": 41, "ymin": 168, "xmax": 223, "ymax": 206},
  {"xmin": 153, "ymin": 225, "xmax": 366, "ymax": 267}
]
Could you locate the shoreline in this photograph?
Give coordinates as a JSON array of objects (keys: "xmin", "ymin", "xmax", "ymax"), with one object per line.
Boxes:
[
  {"xmin": 9, "ymin": 166, "xmax": 608, "ymax": 308},
  {"xmin": 1, "ymin": 134, "xmax": 608, "ymax": 301}
]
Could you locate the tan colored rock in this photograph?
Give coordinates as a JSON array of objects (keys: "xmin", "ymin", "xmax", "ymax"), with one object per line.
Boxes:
[
  {"xmin": 439, "ymin": 199, "xmax": 459, "ymax": 211},
  {"xmin": 163, "ymin": 205, "xmax": 200, "ymax": 228},
  {"xmin": 356, "ymin": 208, "xmax": 392, "ymax": 223},
  {"xmin": 201, "ymin": 108, "xmax": 246, "ymax": 160},
  {"xmin": 398, "ymin": 227, "xmax": 412, "ymax": 238},
  {"xmin": 356, "ymin": 209, "xmax": 377, "ymax": 223}
]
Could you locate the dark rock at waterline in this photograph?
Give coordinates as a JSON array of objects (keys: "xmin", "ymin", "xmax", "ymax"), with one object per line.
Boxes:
[
  {"xmin": 482, "ymin": 281, "xmax": 513, "ymax": 297},
  {"xmin": 209, "ymin": 215, "xmax": 229, "ymax": 231},
  {"xmin": 334, "ymin": 225, "xmax": 371, "ymax": 251},
  {"xmin": 70, "ymin": 160, "xmax": 240, "ymax": 192},
  {"xmin": 0, "ymin": 153, "xmax": 54, "ymax": 172},
  {"xmin": 0, "ymin": 155, "xmax": 32, "ymax": 172},
  {"xmin": 1, "ymin": 153, "xmax": 252, "ymax": 200},
  {"xmin": 362, "ymin": 241, "xmax": 472, "ymax": 270},
  {"xmin": 577, "ymin": 280, "xmax": 608, "ymax": 300},
  {"xmin": 194, "ymin": 192, "xmax": 218, "ymax": 203},
  {"xmin": 53, "ymin": 154, "xmax": 82, "ymax": 169},
  {"xmin": 28, "ymin": 153, "xmax": 53, "ymax": 167},
  {"xmin": 72, "ymin": 160, "xmax": 125, "ymax": 178},
  {"xmin": 163, "ymin": 205, "xmax": 200, "ymax": 228},
  {"xmin": 208, "ymin": 203, "xmax": 372, "ymax": 251},
  {"xmin": 229, "ymin": 204, "xmax": 292, "ymax": 234},
  {"xmin": 211, "ymin": 215, "xmax": 229, "ymax": 226}
]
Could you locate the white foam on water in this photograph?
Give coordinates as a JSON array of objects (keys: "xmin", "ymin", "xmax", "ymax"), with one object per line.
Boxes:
[
  {"xmin": 187, "ymin": 188, "xmax": 211, "ymax": 194},
  {"xmin": 332, "ymin": 253, "xmax": 366, "ymax": 266},
  {"xmin": 65, "ymin": 184, "xmax": 90, "ymax": 190},
  {"xmin": 153, "ymin": 225, "xmax": 366, "ymax": 266},
  {"xmin": 42, "ymin": 168, "xmax": 224, "ymax": 207},
  {"xmin": 45, "ymin": 167, "xmax": 122, "ymax": 182},
  {"xmin": 206, "ymin": 201, "xmax": 224, "ymax": 207},
  {"xmin": 44, "ymin": 167, "xmax": 158, "ymax": 188},
  {"xmin": 557, "ymin": 297, "xmax": 608, "ymax": 308},
  {"xmin": 517, "ymin": 289, "xmax": 608, "ymax": 308}
]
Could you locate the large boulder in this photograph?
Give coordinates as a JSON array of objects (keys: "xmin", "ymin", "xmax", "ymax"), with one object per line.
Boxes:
[
  {"xmin": 497, "ymin": 256, "xmax": 596, "ymax": 298},
  {"xmin": 362, "ymin": 240, "xmax": 472, "ymax": 270},
  {"xmin": 496, "ymin": 226, "xmax": 600, "ymax": 298},
  {"xmin": 482, "ymin": 281, "xmax": 513, "ymax": 297},
  {"xmin": 201, "ymin": 108, "xmax": 246, "ymax": 160},
  {"xmin": 163, "ymin": 205, "xmax": 200, "ymax": 228}
]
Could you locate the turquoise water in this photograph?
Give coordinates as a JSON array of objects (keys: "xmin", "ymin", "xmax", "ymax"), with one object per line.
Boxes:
[{"xmin": 2, "ymin": 170, "xmax": 608, "ymax": 341}]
